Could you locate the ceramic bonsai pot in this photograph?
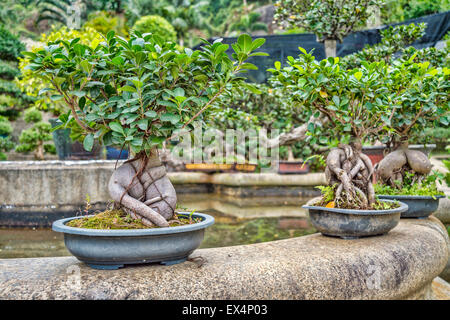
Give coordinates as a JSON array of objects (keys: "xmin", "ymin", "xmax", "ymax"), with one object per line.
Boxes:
[
  {"xmin": 52, "ymin": 212, "xmax": 214, "ymax": 270},
  {"xmin": 184, "ymin": 163, "xmax": 234, "ymax": 173},
  {"xmin": 277, "ymin": 161, "xmax": 310, "ymax": 174},
  {"xmin": 377, "ymin": 195, "xmax": 444, "ymax": 218},
  {"xmin": 302, "ymin": 200, "xmax": 407, "ymax": 239}
]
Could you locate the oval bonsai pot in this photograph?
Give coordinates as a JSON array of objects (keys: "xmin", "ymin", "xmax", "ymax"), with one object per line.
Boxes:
[
  {"xmin": 377, "ymin": 195, "xmax": 444, "ymax": 219},
  {"xmin": 52, "ymin": 212, "xmax": 214, "ymax": 270},
  {"xmin": 302, "ymin": 200, "xmax": 407, "ymax": 239}
]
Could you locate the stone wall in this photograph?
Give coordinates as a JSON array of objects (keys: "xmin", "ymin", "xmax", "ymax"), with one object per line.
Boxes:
[{"xmin": 0, "ymin": 218, "xmax": 448, "ymax": 300}]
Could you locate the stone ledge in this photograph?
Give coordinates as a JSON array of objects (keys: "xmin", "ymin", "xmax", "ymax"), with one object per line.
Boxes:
[{"xmin": 0, "ymin": 217, "xmax": 448, "ymax": 300}]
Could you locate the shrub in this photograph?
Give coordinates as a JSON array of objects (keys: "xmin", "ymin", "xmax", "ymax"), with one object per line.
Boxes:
[
  {"xmin": 24, "ymin": 107, "xmax": 43, "ymax": 123},
  {"xmin": 0, "ymin": 25, "xmax": 25, "ymax": 61},
  {"xmin": 84, "ymin": 11, "xmax": 129, "ymax": 37},
  {"xmin": 0, "ymin": 136, "xmax": 14, "ymax": 160},
  {"xmin": 132, "ymin": 15, "xmax": 177, "ymax": 43},
  {"xmin": 16, "ymin": 108, "xmax": 55, "ymax": 160},
  {"xmin": 0, "ymin": 117, "xmax": 12, "ymax": 135}
]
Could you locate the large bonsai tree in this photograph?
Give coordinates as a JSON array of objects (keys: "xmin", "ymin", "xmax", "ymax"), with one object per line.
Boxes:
[
  {"xmin": 25, "ymin": 31, "xmax": 265, "ymax": 226},
  {"xmin": 273, "ymin": 0, "xmax": 383, "ymax": 57}
]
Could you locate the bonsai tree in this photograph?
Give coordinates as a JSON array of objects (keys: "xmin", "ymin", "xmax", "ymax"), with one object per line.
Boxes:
[
  {"xmin": 15, "ymin": 107, "xmax": 56, "ymax": 160},
  {"xmin": 24, "ymin": 31, "xmax": 265, "ymax": 226},
  {"xmin": 273, "ymin": 0, "xmax": 384, "ymax": 57},
  {"xmin": 270, "ymin": 48, "xmax": 400, "ymax": 208},
  {"xmin": 374, "ymin": 59, "xmax": 449, "ymax": 189},
  {"xmin": 0, "ymin": 135, "xmax": 14, "ymax": 160}
]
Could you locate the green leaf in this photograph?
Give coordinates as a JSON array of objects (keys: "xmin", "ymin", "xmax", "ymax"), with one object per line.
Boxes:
[
  {"xmin": 160, "ymin": 113, "xmax": 180, "ymax": 124},
  {"xmin": 83, "ymin": 134, "xmax": 94, "ymax": 152},
  {"xmin": 121, "ymin": 85, "xmax": 137, "ymax": 92},
  {"xmin": 109, "ymin": 122, "xmax": 124, "ymax": 134},
  {"xmin": 354, "ymin": 71, "xmax": 363, "ymax": 81},
  {"xmin": 274, "ymin": 61, "xmax": 281, "ymax": 71},
  {"xmin": 144, "ymin": 110, "xmax": 157, "ymax": 118},
  {"xmin": 137, "ymin": 119, "xmax": 148, "ymax": 130},
  {"xmin": 298, "ymin": 47, "xmax": 307, "ymax": 55},
  {"xmin": 237, "ymin": 34, "xmax": 253, "ymax": 53}
]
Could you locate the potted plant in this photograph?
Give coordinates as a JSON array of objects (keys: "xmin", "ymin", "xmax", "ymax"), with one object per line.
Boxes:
[
  {"xmin": 270, "ymin": 48, "xmax": 408, "ymax": 239},
  {"xmin": 15, "ymin": 107, "xmax": 56, "ymax": 160},
  {"xmin": 373, "ymin": 58, "xmax": 448, "ymax": 218},
  {"xmin": 25, "ymin": 31, "xmax": 266, "ymax": 268},
  {"xmin": 341, "ymin": 23, "xmax": 442, "ymax": 165}
]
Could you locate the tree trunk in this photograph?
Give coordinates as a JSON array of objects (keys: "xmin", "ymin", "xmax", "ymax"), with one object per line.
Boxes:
[
  {"xmin": 375, "ymin": 139, "xmax": 432, "ymax": 188},
  {"xmin": 324, "ymin": 39, "xmax": 337, "ymax": 58},
  {"xmin": 108, "ymin": 149, "xmax": 177, "ymax": 227},
  {"xmin": 287, "ymin": 145, "xmax": 294, "ymax": 161},
  {"xmin": 35, "ymin": 142, "xmax": 44, "ymax": 160},
  {"xmin": 325, "ymin": 138, "xmax": 375, "ymax": 208}
]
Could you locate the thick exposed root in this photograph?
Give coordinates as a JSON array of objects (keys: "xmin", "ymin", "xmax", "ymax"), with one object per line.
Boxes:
[
  {"xmin": 325, "ymin": 141, "xmax": 375, "ymax": 209},
  {"xmin": 108, "ymin": 150, "xmax": 177, "ymax": 227},
  {"xmin": 376, "ymin": 145, "xmax": 432, "ymax": 189}
]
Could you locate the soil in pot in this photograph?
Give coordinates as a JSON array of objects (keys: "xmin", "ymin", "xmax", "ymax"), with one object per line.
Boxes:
[{"xmin": 67, "ymin": 209, "xmax": 202, "ymax": 229}]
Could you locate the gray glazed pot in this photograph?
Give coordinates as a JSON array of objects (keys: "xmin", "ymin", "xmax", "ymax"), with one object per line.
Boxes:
[
  {"xmin": 377, "ymin": 195, "xmax": 444, "ymax": 219},
  {"xmin": 302, "ymin": 200, "xmax": 407, "ymax": 239},
  {"xmin": 52, "ymin": 212, "xmax": 214, "ymax": 270}
]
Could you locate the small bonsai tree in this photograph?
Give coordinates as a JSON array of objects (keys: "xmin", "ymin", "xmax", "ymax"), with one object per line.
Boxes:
[
  {"xmin": 0, "ymin": 115, "xmax": 12, "ymax": 136},
  {"xmin": 273, "ymin": 0, "xmax": 384, "ymax": 57},
  {"xmin": 0, "ymin": 136, "xmax": 14, "ymax": 160},
  {"xmin": 270, "ymin": 49, "xmax": 396, "ymax": 208},
  {"xmin": 25, "ymin": 31, "xmax": 265, "ymax": 226},
  {"xmin": 375, "ymin": 60, "xmax": 449, "ymax": 189},
  {"xmin": 15, "ymin": 107, "xmax": 55, "ymax": 160}
]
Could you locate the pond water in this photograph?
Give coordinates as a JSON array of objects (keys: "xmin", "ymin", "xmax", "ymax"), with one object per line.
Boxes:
[{"xmin": 0, "ymin": 194, "xmax": 316, "ymax": 259}]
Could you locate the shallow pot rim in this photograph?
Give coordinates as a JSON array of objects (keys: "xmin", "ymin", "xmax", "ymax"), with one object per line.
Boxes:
[
  {"xmin": 52, "ymin": 212, "xmax": 214, "ymax": 236},
  {"xmin": 302, "ymin": 199, "xmax": 408, "ymax": 215},
  {"xmin": 377, "ymin": 194, "xmax": 445, "ymax": 200}
]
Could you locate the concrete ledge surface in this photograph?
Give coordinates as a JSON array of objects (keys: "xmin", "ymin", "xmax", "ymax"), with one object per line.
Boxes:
[{"xmin": 0, "ymin": 217, "xmax": 448, "ymax": 300}]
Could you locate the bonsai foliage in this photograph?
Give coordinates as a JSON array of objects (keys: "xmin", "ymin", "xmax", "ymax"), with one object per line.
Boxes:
[
  {"xmin": 15, "ymin": 107, "xmax": 55, "ymax": 160},
  {"xmin": 0, "ymin": 25, "xmax": 33, "ymax": 120},
  {"xmin": 273, "ymin": 0, "xmax": 383, "ymax": 57},
  {"xmin": 341, "ymin": 23, "xmax": 427, "ymax": 69},
  {"xmin": 17, "ymin": 26, "xmax": 103, "ymax": 115},
  {"xmin": 24, "ymin": 31, "xmax": 265, "ymax": 227},
  {"xmin": 209, "ymin": 83, "xmax": 327, "ymax": 165}
]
